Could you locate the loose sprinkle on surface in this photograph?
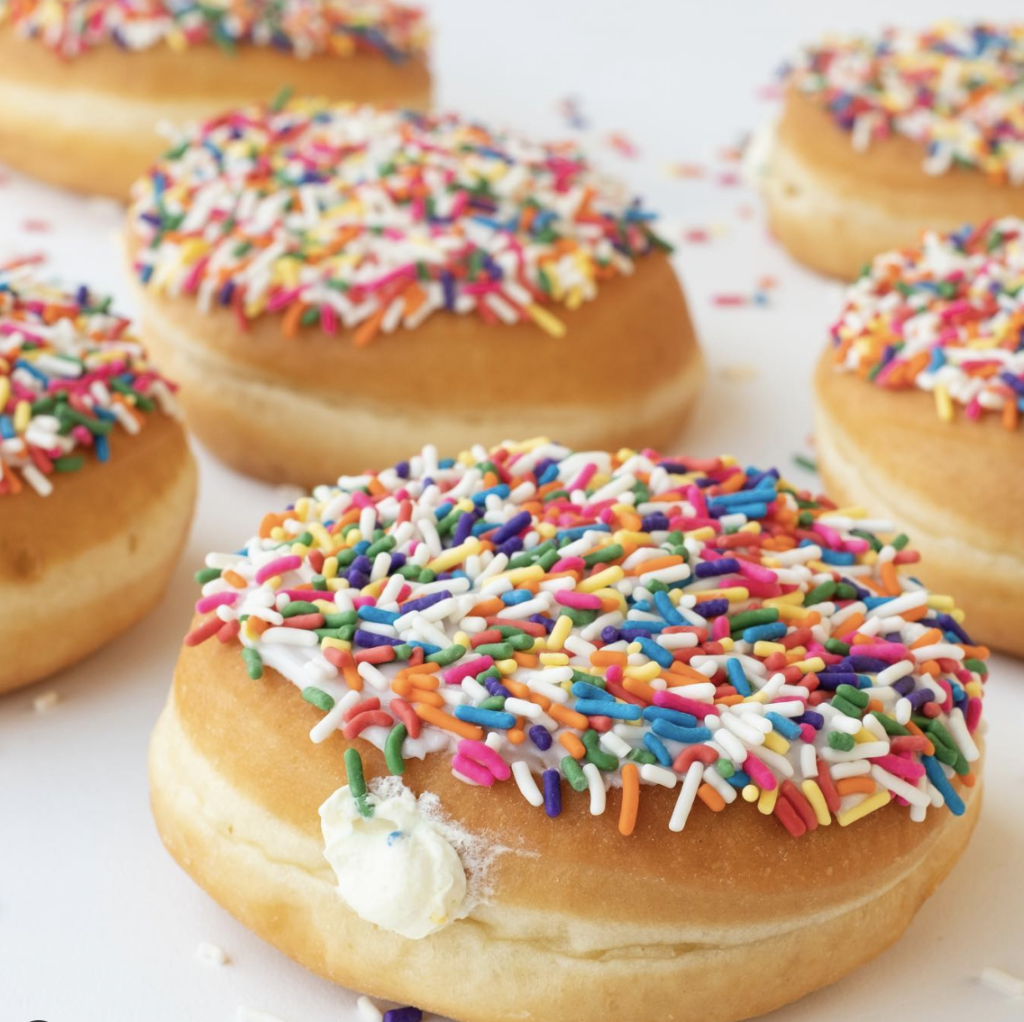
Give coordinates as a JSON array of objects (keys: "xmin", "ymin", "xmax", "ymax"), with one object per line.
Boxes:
[
  {"xmin": 129, "ymin": 99, "xmax": 667, "ymax": 343},
  {"xmin": 0, "ymin": 0, "xmax": 427, "ymax": 61},
  {"xmin": 186, "ymin": 440, "xmax": 987, "ymax": 839},
  {"xmin": 32, "ymin": 690, "xmax": 61, "ymax": 713},
  {"xmin": 195, "ymin": 941, "xmax": 230, "ymax": 966},
  {"xmin": 787, "ymin": 22, "xmax": 1024, "ymax": 179},
  {"xmin": 0, "ymin": 261, "xmax": 179, "ymax": 497},
  {"xmin": 831, "ymin": 217, "xmax": 1024, "ymax": 426}
]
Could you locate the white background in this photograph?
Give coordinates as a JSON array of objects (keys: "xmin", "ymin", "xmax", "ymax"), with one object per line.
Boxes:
[{"xmin": 1, "ymin": 3, "xmax": 1023, "ymax": 1020}]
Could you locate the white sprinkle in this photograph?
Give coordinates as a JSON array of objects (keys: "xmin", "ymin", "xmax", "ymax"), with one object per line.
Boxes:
[
  {"xmin": 511, "ymin": 761, "xmax": 544, "ymax": 807},
  {"xmin": 640, "ymin": 763, "xmax": 677, "ymax": 788},
  {"xmin": 357, "ymin": 661, "xmax": 389, "ymax": 692},
  {"xmin": 237, "ymin": 1008, "xmax": 288, "ymax": 1022},
  {"xmin": 260, "ymin": 627, "xmax": 318, "ymax": 646},
  {"xmin": 668, "ymin": 761, "xmax": 705, "ymax": 832},
  {"xmin": 979, "ymin": 967, "xmax": 1024, "ymax": 997},
  {"xmin": 32, "ymin": 690, "xmax": 61, "ymax": 713},
  {"xmin": 582, "ymin": 762, "xmax": 606, "ymax": 815},
  {"xmin": 599, "ymin": 731, "xmax": 632, "ymax": 758},
  {"xmin": 196, "ymin": 941, "xmax": 229, "ymax": 966}
]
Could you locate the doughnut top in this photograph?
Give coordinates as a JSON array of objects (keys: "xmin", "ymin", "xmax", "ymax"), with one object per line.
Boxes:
[
  {"xmin": 0, "ymin": 0, "xmax": 426, "ymax": 60},
  {"xmin": 831, "ymin": 217, "xmax": 1024, "ymax": 427},
  {"xmin": 0, "ymin": 262, "xmax": 180, "ymax": 498},
  {"xmin": 128, "ymin": 99, "xmax": 667, "ymax": 344},
  {"xmin": 786, "ymin": 22, "xmax": 1024, "ymax": 179},
  {"xmin": 186, "ymin": 440, "xmax": 986, "ymax": 839}
]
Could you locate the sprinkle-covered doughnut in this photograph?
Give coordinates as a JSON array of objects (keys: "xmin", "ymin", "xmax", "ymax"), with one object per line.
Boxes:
[
  {"xmin": 787, "ymin": 22, "xmax": 1024, "ymax": 179},
  {"xmin": 0, "ymin": 0, "xmax": 427, "ymax": 61},
  {"xmin": 128, "ymin": 98, "xmax": 668, "ymax": 344},
  {"xmin": 830, "ymin": 218, "xmax": 1024, "ymax": 427},
  {"xmin": 0, "ymin": 261, "xmax": 181, "ymax": 497},
  {"xmin": 185, "ymin": 440, "xmax": 986, "ymax": 837}
]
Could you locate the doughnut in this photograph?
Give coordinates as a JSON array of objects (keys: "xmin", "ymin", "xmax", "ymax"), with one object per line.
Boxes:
[
  {"xmin": 814, "ymin": 218, "xmax": 1024, "ymax": 658},
  {"xmin": 126, "ymin": 99, "xmax": 703, "ymax": 487},
  {"xmin": 1, "ymin": 261, "xmax": 196, "ymax": 693},
  {"xmin": 0, "ymin": 0, "xmax": 430, "ymax": 198},
  {"xmin": 149, "ymin": 440, "xmax": 987, "ymax": 1022},
  {"xmin": 753, "ymin": 22, "xmax": 1024, "ymax": 279}
]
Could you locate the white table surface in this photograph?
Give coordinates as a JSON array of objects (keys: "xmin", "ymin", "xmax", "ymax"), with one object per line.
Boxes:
[{"xmin": 2, "ymin": 2, "xmax": 1023, "ymax": 1020}]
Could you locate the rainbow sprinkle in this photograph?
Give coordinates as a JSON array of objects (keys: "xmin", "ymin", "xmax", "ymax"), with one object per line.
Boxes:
[
  {"xmin": 0, "ymin": 261, "xmax": 180, "ymax": 497},
  {"xmin": 0, "ymin": 0, "xmax": 427, "ymax": 60},
  {"xmin": 186, "ymin": 440, "xmax": 987, "ymax": 838},
  {"xmin": 831, "ymin": 217, "xmax": 1024, "ymax": 427},
  {"xmin": 786, "ymin": 22, "xmax": 1024, "ymax": 180},
  {"xmin": 129, "ymin": 99, "xmax": 667, "ymax": 344}
]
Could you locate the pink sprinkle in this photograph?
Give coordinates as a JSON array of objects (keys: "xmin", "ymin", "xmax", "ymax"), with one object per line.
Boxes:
[
  {"xmin": 712, "ymin": 615, "xmax": 730, "ymax": 641},
  {"xmin": 255, "ymin": 555, "xmax": 302, "ymax": 585},
  {"xmin": 457, "ymin": 739, "xmax": 511, "ymax": 781},
  {"xmin": 444, "ymin": 656, "xmax": 494, "ymax": 685},
  {"xmin": 653, "ymin": 690, "xmax": 715, "ymax": 720},
  {"xmin": 351, "ymin": 595, "xmax": 377, "ymax": 609},
  {"xmin": 550, "ymin": 556, "xmax": 585, "ymax": 573},
  {"xmin": 451, "ymin": 754, "xmax": 494, "ymax": 787},
  {"xmin": 554, "ymin": 590, "xmax": 602, "ymax": 610},
  {"xmin": 605, "ymin": 663, "xmax": 623, "ymax": 684},
  {"xmin": 966, "ymin": 696, "xmax": 983, "ymax": 732},
  {"xmin": 566, "ymin": 462, "xmax": 597, "ymax": 492},
  {"xmin": 850, "ymin": 643, "xmax": 910, "ymax": 663},
  {"xmin": 870, "ymin": 754, "xmax": 924, "ymax": 781},
  {"xmin": 195, "ymin": 591, "xmax": 238, "ymax": 614},
  {"xmin": 736, "ymin": 559, "xmax": 777, "ymax": 584},
  {"xmin": 743, "ymin": 752, "xmax": 778, "ymax": 791}
]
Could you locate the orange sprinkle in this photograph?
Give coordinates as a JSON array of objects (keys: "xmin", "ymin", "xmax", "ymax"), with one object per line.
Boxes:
[
  {"xmin": 621, "ymin": 677, "xmax": 657, "ymax": 703},
  {"xmin": 619, "ymin": 762, "xmax": 640, "ymax": 836},
  {"xmin": 413, "ymin": 704, "xmax": 483, "ymax": 742},
  {"xmin": 469, "ymin": 597, "xmax": 505, "ymax": 617},
  {"xmin": 352, "ymin": 304, "xmax": 387, "ymax": 347},
  {"xmin": 590, "ymin": 650, "xmax": 628, "ymax": 667},
  {"xmin": 407, "ymin": 688, "xmax": 444, "ymax": 708},
  {"xmin": 836, "ymin": 777, "xmax": 877, "ymax": 797},
  {"xmin": 905, "ymin": 720, "xmax": 936, "ymax": 756},
  {"xmin": 548, "ymin": 703, "xmax": 588, "ymax": 731},
  {"xmin": 559, "ymin": 732, "xmax": 586, "ymax": 759},
  {"xmin": 507, "ymin": 724, "xmax": 526, "ymax": 746},
  {"xmin": 512, "ymin": 652, "xmax": 539, "ymax": 668},
  {"xmin": 669, "ymin": 661, "xmax": 712, "ymax": 684},
  {"xmin": 696, "ymin": 782, "xmax": 726, "ymax": 812},
  {"xmin": 222, "ymin": 569, "xmax": 247, "ymax": 589},
  {"xmin": 625, "ymin": 554, "xmax": 683, "ymax": 577}
]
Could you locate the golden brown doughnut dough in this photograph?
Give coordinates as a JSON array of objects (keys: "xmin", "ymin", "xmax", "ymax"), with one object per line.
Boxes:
[
  {"xmin": 758, "ymin": 89, "xmax": 1024, "ymax": 280},
  {"xmin": 131, "ymin": 250, "xmax": 704, "ymax": 487},
  {"xmin": 150, "ymin": 636, "xmax": 981, "ymax": 1022},
  {"xmin": 0, "ymin": 32, "xmax": 430, "ymax": 199},
  {"xmin": 0, "ymin": 413, "xmax": 197, "ymax": 693},
  {"xmin": 813, "ymin": 350, "xmax": 1024, "ymax": 657}
]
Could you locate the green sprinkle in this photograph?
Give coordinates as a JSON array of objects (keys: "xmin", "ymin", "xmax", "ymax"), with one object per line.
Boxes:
[
  {"xmin": 825, "ymin": 638, "xmax": 851, "ymax": 656},
  {"xmin": 301, "ymin": 687, "xmax": 335, "ymax": 712},
  {"xmin": 194, "ymin": 567, "xmax": 221, "ymax": 584},
  {"xmin": 871, "ymin": 711, "xmax": 909, "ymax": 737},
  {"xmin": 715, "ymin": 758, "xmax": 735, "ymax": 778},
  {"xmin": 836, "ymin": 683, "xmax": 869, "ymax": 708},
  {"xmin": 805, "ymin": 580, "xmax": 837, "ymax": 606},
  {"xmin": 583, "ymin": 543, "xmax": 624, "ymax": 567},
  {"xmin": 52, "ymin": 455, "xmax": 85, "ymax": 473},
  {"xmin": 241, "ymin": 648, "xmax": 263, "ymax": 680},
  {"xmin": 282, "ymin": 601, "xmax": 320, "ymax": 617},
  {"xmin": 625, "ymin": 748, "xmax": 657, "ymax": 766},
  {"xmin": 831, "ymin": 695, "xmax": 864, "ymax": 719},
  {"xmin": 385, "ymin": 723, "xmax": 407, "ymax": 776},
  {"xmin": 427, "ymin": 643, "xmax": 466, "ymax": 666},
  {"xmin": 344, "ymin": 748, "xmax": 370, "ymax": 809},
  {"xmin": 479, "ymin": 696, "xmax": 506, "ymax": 711},
  {"xmin": 561, "ymin": 756, "xmax": 588, "ymax": 792},
  {"xmin": 728, "ymin": 608, "xmax": 779, "ymax": 631},
  {"xmin": 827, "ymin": 731, "xmax": 855, "ymax": 752},
  {"xmin": 793, "ymin": 453, "xmax": 817, "ymax": 473},
  {"xmin": 270, "ymin": 85, "xmax": 293, "ymax": 111},
  {"xmin": 581, "ymin": 729, "xmax": 618, "ymax": 771},
  {"xmin": 473, "ymin": 642, "xmax": 514, "ymax": 659}
]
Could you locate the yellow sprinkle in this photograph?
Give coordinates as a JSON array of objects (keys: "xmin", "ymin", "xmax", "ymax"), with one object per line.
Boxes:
[
  {"xmin": 308, "ymin": 523, "xmax": 333, "ymax": 550},
  {"xmin": 691, "ymin": 586, "xmax": 749, "ymax": 603},
  {"xmin": 547, "ymin": 615, "xmax": 573, "ymax": 652},
  {"xmin": 323, "ymin": 556, "xmax": 339, "ymax": 580},
  {"xmin": 966, "ymin": 680, "xmax": 983, "ymax": 698},
  {"xmin": 614, "ymin": 529, "xmax": 656, "ymax": 547},
  {"xmin": 262, "ymin": 575, "xmax": 282, "ymax": 590},
  {"xmin": 312, "ymin": 599, "xmax": 336, "ymax": 614},
  {"xmin": 13, "ymin": 400, "xmax": 30, "ymax": 433},
  {"xmin": 540, "ymin": 651, "xmax": 570, "ymax": 666},
  {"xmin": 753, "ymin": 640, "xmax": 786, "ymax": 657},
  {"xmin": 454, "ymin": 631, "xmax": 471, "ymax": 649},
  {"xmin": 927, "ymin": 594, "xmax": 956, "ymax": 611},
  {"xmin": 326, "ymin": 578, "xmax": 347, "ymax": 592},
  {"xmin": 837, "ymin": 789, "xmax": 891, "ymax": 827},
  {"xmin": 784, "ymin": 647, "xmax": 808, "ymax": 661},
  {"xmin": 427, "ymin": 537, "xmax": 480, "ymax": 573},
  {"xmin": 853, "ymin": 727, "xmax": 876, "ymax": 744},
  {"xmin": 741, "ymin": 784, "xmax": 760, "ymax": 803},
  {"xmin": 579, "ymin": 566, "xmax": 625, "ymax": 592},
  {"xmin": 935, "ymin": 383, "xmax": 954, "ymax": 423},
  {"xmin": 495, "ymin": 659, "xmax": 518, "ymax": 676},
  {"xmin": 321, "ymin": 637, "xmax": 352, "ymax": 652},
  {"xmin": 801, "ymin": 780, "xmax": 832, "ymax": 827},
  {"xmin": 624, "ymin": 662, "xmax": 661, "ymax": 682},
  {"xmin": 762, "ymin": 591, "xmax": 805, "ymax": 608},
  {"xmin": 793, "ymin": 657, "xmax": 825, "ymax": 674},
  {"xmin": 0, "ymin": 377, "xmax": 9, "ymax": 409},
  {"xmin": 762, "ymin": 731, "xmax": 790, "ymax": 756},
  {"xmin": 524, "ymin": 302, "xmax": 567, "ymax": 338},
  {"xmin": 717, "ymin": 637, "xmax": 735, "ymax": 651},
  {"xmin": 757, "ymin": 786, "xmax": 778, "ymax": 815},
  {"xmin": 290, "ymin": 543, "xmax": 310, "ymax": 558},
  {"xmin": 536, "ymin": 522, "xmax": 557, "ymax": 539},
  {"xmin": 738, "ymin": 521, "xmax": 762, "ymax": 534},
  {"xmin": 502, "ymin": 565, "xmax": 545, "ymax": 585},
  {"xmin": 683, "ymin": 527, "xmax": 716, "ymax": 542}
]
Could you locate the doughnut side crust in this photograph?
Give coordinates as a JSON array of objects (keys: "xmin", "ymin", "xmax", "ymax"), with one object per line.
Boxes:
[
  {"xmin": 813, "ymin": 350, "xmax": 1024, "ymax": 656},
  {"xmin": 131, "ymin": 252, "xmax": 706, "ymax": 485},
  {"xmin": 149, "ymin": 636, "xmax": 980, "ymax": 1022},
  {"xmin": 0, "ymin": 414, "xmax": 197, "ymax": 692},
  {"xmin": 0, "ymin": 32, "xmax": 430, "ymax": 199},
  {"xmin": 758, "ymin": 89, "xmax": 1024, "ymax": 279}
]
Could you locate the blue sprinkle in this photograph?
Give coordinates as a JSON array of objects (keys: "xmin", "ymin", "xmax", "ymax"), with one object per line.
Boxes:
[
  {"xmin": 642, "ymin": 706, "xmax": 698, "ymax": 728},
  {"xmin": 644, "ymin": 732, "xmax": 673, "ymax": 767},
  {"xmin": 575, "ymin": 700, "xmax": 641, "ymax": 721},
  {"xmin": 636, "ymin": 636, "xmax": 673, "ymax": 669},
  {"xmin": 742, "ymin": 622, "xmax": 788, "ymax": 643},
  {"xmin": 726, "ymin": 658, "xmax": 751, "ymax": 697},
  {"xmin": 454, "ymin": 706, "xmax": 516, "ymax": 730},
  {"xmin": 923, "ymin": 755, "xmax": 965, "ymax": 816},
  {"xmin": 357, "ymin": 606, "xmax": 400, "ymax": 625},
  {"xmin": 571, "ymin": 681, "xmax": 612, "ymax": 702},
  {"xmin": 651, "ymin": 719, "xmax": 713, "ymax": 744},
  {"xmin": 766, "ymin": 712, "xmax": 802, "ymax": 740}
]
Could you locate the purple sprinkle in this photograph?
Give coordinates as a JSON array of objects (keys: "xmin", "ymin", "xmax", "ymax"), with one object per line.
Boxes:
[
  {"xmin": 692, "ymin": 598, "xmax": 729, "ymax": 617},
  {"xmin": 529, "ymin": 724, "xmax": 552, "ymax": 750},
  {"xmin": 383, "ymin": 1009, "xmax": 422, "ymax": 1022},
  {"xmin": 795, "ymin": 710, "xmax": 824, "ymax": 730},
  {"xmin": 694, "ymin": 557, "xmax": 739, "ymax": 579},
  {"xmin": 600, "ymin": 625, "xmax": 620, "ymax": 643},
  {"xmin": 542, "ymin": 769, "xmax": 562, "ymax": 818},
  {"xmin": 353, "ymin": 629, "xmax": 404, "ymax": 648},
  {"xmin": 907, "ymin": 688, "xmax": 936, "ymax": 710},
  {"xmin": 491, "ymin": 509, "xmax": 531, "ymax": 545},
  {"xmin": 399, "ymin": 590, "xmax": 451, "ymax": 615}
]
